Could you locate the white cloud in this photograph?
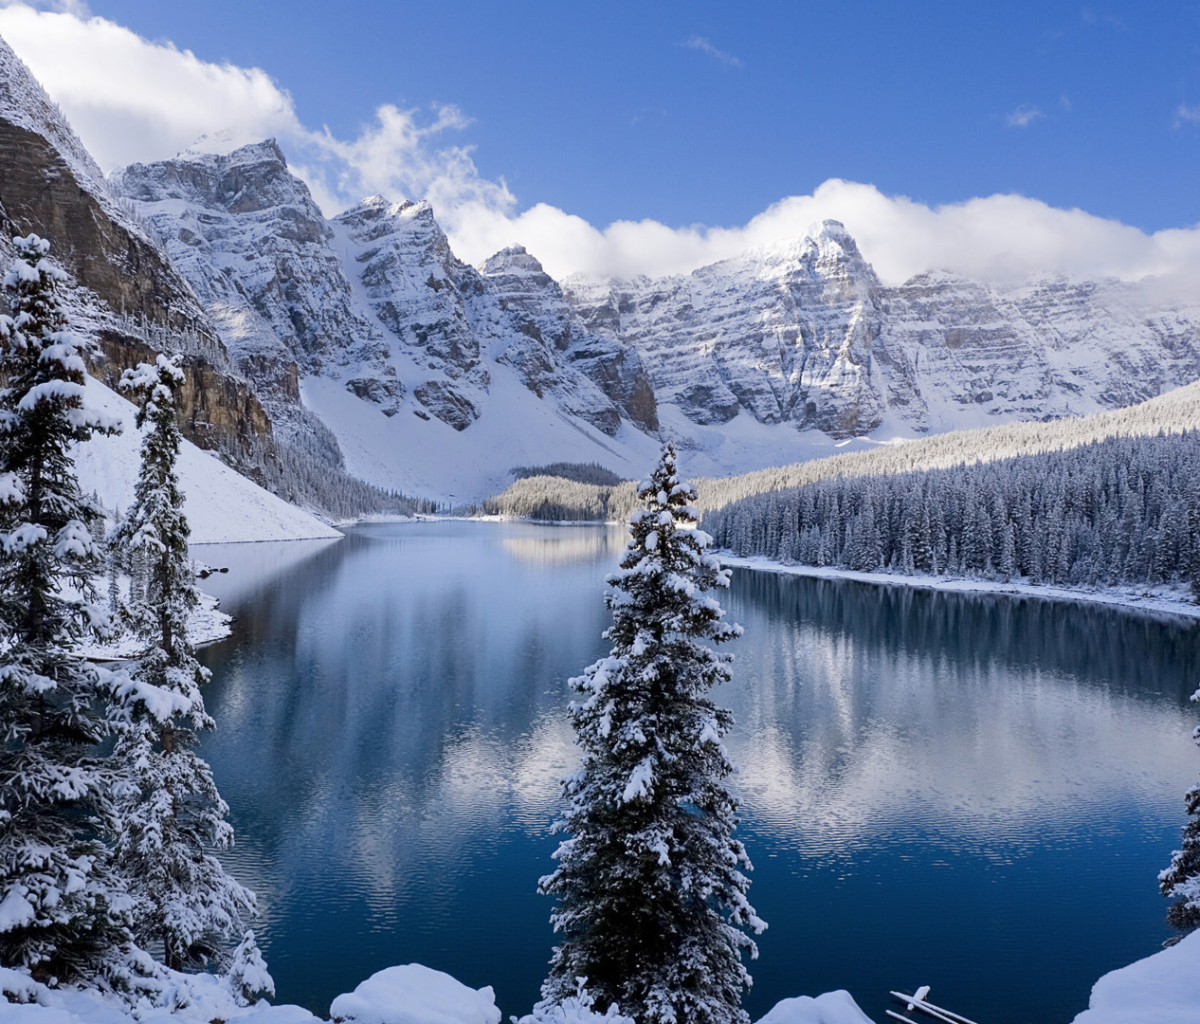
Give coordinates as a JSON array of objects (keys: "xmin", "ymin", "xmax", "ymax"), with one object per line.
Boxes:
[
  {"xmin": 682, "ymin": 35, "xmax": 742, "ymax": 70},
  {"xmin": 1, "ymin": 4, "xmax": 1200, "ymax": 299},
  {"xmin": 1005, "ymin": 104, "xmax": 1044, "ymax": 128},
  {"xmin": 446, "ymin": 179, "xmax": 1200, "ymax": 299},
  {"xmin": 1173, "ymin": 103, "xmax": 1200, "ymax": 128},
  {"xmin": 0, "ymin": 4, "xmax": 302, "ymax": 168}
]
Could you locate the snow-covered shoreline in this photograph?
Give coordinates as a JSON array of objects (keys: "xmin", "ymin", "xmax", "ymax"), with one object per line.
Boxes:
[
  {"xmin": 7, "ymin": 931, "xmax": 1200, "ymax": 1024},
  {"xmin": 718, "ymin": 552, "xmax": 1200, "ymax": 622},
  {"xmin": 78, "ymin": 588, "xmax": 233, "ymax": 661}
]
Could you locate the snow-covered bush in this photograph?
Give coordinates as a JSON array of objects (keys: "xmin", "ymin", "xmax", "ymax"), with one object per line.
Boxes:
[
  {"xmin": 224, "ymin": 930, "xmax": 275, "ymax": 1006},
  {"xmin": 1160, "ymin": 684, "xmax": 1200, "ymax": 936}
]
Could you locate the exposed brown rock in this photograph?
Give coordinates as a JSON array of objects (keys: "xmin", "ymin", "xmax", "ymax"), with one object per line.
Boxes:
[{"xmin": 0, "ymin": 115, "xmax": 274, "ymax": 459}]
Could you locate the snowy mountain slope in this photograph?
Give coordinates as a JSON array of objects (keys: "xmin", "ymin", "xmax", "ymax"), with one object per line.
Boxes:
[
  {"xmin": 301, "ymin": 358, "xmax": 904, "ymax": 502},
  {"xmin": 74, "ymin": 377, "xmax": 341, "ymax": 543}
]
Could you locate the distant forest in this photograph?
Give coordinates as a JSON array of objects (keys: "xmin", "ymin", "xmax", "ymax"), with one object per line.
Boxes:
[
  {"xmin": 705, "ymin": 430, "xmax": 1200, "ymax": 595},
  {"xmin": 481, "ymin": 383, "xmax": 1200, "ymax": 596}
]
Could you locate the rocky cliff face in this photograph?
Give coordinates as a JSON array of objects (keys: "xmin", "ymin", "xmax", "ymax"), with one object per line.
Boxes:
[
  {"xmin": 479, "ymin": 244, "xmax": 658, "ymax": 433},
  {"xmin": 0, "ymin": 35, "xmax": 271, "ymax": 464},
  {"xmin": 112, "ymin": 147, "xmax": 659, "ymax": 440},
  {"xmin": 330, "ymin": 196, "xmax": 654, "ymax": 435},
  {"xmin": 112, "ymin": 141, "xmax": 396, "ymax": 432},
  {"xmin": 566, "ymin": 223, "xmax": 885, "ymax": 437},
  {"xmin": 565, "ymin": 222, "xmax": 1200, "ymax": 438}
]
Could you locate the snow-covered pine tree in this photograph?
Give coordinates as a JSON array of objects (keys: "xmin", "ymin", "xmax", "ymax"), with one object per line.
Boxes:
[
  {"xmin": 109, "ymin": 355, "xmax": 256, "ymax": 971},
  {"xmin": 0, "ymin": 234, "xmax": 129, "ymax": 980},
  {"xmin": 540, "ymin": 444, "xmax": 765, "ymax": 1024},
  {"xmin": 1160, "ymin": 684, "xmax": 1200, "ymax": 938}
]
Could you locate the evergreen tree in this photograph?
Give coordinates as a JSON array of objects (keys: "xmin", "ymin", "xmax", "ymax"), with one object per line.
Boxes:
[
  {"xmin": 109, "ymin": 355, "xmax": 256, "ymax": 971},
  {"xmin": 1160, "ymin": 685, "xmax": 1200, "ymax": 937},
  {"xmin": 0, "ymin": 234, "xmax": 128, "ymax": 980},
  {"xmin": 540, "ymin": 444, "xmax": 765, "ymax": 1024}
]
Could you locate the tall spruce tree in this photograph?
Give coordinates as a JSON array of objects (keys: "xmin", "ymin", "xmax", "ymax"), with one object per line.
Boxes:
[
  {"xmin": 1160, "ymin": 684, "xmax": 1200, "ymax": 937},
  {"xmin": 0, "ymin": 234, "xmax": 128, "ymax": 979},
  {"xmin": 540, "ymin": 444, "xmax": 765, "ymax": 1024},
  {"xmin": 109, "ymin": 355, "xmax": 257, "ymax": 971}
]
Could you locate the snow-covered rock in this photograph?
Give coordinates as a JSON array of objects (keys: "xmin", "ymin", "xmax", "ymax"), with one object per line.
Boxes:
[
  {"xmin": 328, "ymin": 964, "xmax": 501, "ymax": 1024},
  {"xmin": 1071, "ymin": 928, "xmax": 1200, "ymax": 1024},
  {"xmin": 754, "ymin": 990, "xmax": 875, "ymax": 1024}
]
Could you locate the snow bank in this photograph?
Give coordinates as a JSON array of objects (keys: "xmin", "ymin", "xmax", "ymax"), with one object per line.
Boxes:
[
  {"xmin": 720, "ymin": 554, "xmax": 1200, "ymax": 622},
  {"xmin": 78, "ymin": 587, "xmax": 232, "ymax": 659},
  {"xmin": 73, "ymin": 376, "xmax": 341, "ymax": 544},
  {"xmin": 754, "ymin": 990, "xmax": 874, "ymax": 1024},
  {"xmin": 0, "ymin": 964, "xmax": 320, "ymax": 1024},
  {"xmin": 328, "ymin": 964, "xmax": 500, "ymax": 1024},
  {"xmin": 1072, "ymin": 928, "xmax": 1200, "ymax": 1024}
]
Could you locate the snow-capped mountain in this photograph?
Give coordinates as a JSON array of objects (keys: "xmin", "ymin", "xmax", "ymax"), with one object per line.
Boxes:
[
  {"xmin": 112, "ymin": 141, "xmax": 395, "ymax": 432},
  {"xmin": 112, "ymin": 144, "xmax": 664, "ymax": 499},
  {"xmin": 107, "ymin": 134, "xmax": 1200, "ymax": 499},
  {"xmin": 565, "ymin": 223, "xmax": 1200, "ymax": 439},
  {"xmin": 2, "ymin": 26, "xmax": 1198, "ymax": 506}
]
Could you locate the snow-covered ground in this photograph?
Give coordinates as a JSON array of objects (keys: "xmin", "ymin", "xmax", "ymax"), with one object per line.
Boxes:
[
  {"xmin": 77, "ymin": 587, "xmax": 232, "ymax": 660},
  {"xmin": 301, "ymin": 374, "xmax": 892, "ymax": 506},
  {"xmin": 73, "ymin": 376, "xmax": 342, "ymax": 544},
  {"xmin": 7, "ymin": 932, "xmax": 1199, "ymax": 1024},
  {"xmin": 1071, "ymin": 928, "xmax": 1200, "ymax": 1024},
  {"xmin": 718, "ymin": 554, "xmax": 1200, "ymax": 622}
]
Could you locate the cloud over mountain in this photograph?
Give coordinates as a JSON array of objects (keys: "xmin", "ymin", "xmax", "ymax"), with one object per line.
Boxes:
[{"xmin": 2, "ymin": 2, "xmax": 1200, "ymax": 297}]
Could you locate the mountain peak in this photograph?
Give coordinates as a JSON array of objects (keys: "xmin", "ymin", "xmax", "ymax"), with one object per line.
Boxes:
[
  {"xmin": 481, "ymin": 244, "xmax": 546, "ymax": 276},
  {"xmin": 808, "ymin": 219, "xmax": 863, "ymax": 259}
]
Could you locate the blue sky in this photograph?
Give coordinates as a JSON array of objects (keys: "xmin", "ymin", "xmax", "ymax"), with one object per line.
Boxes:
[
  {"xmin": 71, "ymin": 1, "xmax": 1200, "ymax": 231},
  {"xmin": 3, "ymin": 1, "xmax": 1200, "ymax": 288}
]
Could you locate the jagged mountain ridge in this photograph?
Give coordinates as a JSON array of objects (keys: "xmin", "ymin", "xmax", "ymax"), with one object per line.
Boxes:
[
  {"xmin": 115, "ymin": 143, "xmax": 657, "ymax": 446},
  {"xmin": 107, "ymin": 136, "xmax": 1200, "ymax": 500},
  {"xmin": 565, "ymin": 224, "xmax": 1200, "ymax": 439},
  {"xmin": 3, "ymin": 17, "xmax": 1197, "ymax": 507}
]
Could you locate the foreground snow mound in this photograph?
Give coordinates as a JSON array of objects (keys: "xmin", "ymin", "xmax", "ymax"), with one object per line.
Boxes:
[
  {"xmin": 1072, "ymin": 928, "xmax": 1200, "ymax": 1024},
  {"xmin": 328, "ymin": 964, "xmax": 501, "ymax": 1024},
  {"xmin": 755, "ymin": 990, "xmax": 874, "ymax": 1024}
]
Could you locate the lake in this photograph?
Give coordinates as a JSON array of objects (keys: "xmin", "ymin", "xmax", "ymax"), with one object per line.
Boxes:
[{"xmin": 194, "ymin": 521, "xmax": 1200, "ymax": 1024}]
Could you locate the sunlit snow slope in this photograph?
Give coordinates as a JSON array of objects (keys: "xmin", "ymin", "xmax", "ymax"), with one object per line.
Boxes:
[{"xmin": 74, "ymin": 377, "xmax": 341, "ymax": 543}]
